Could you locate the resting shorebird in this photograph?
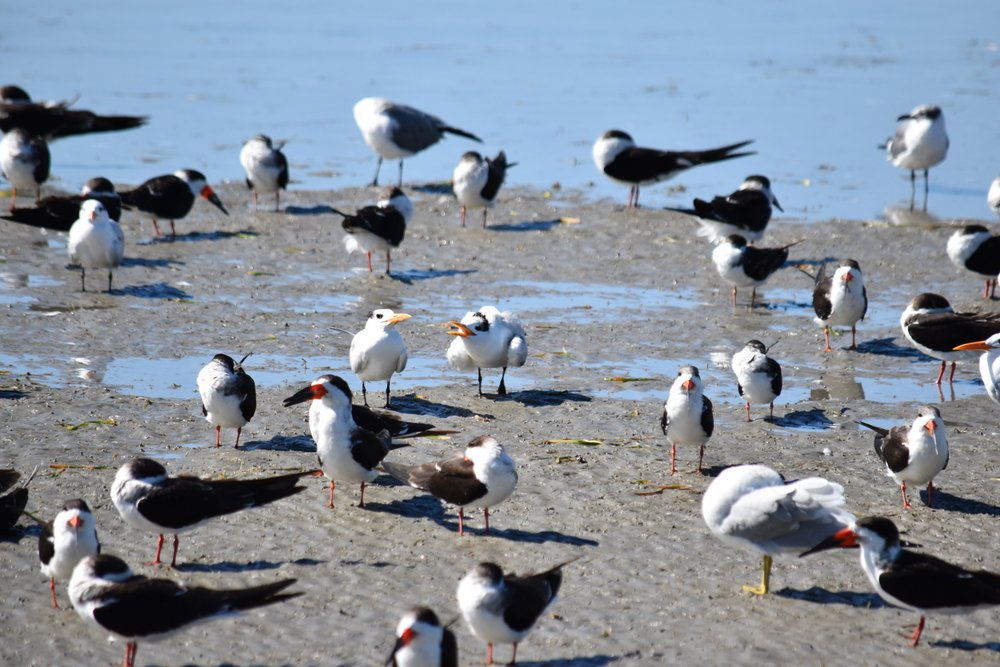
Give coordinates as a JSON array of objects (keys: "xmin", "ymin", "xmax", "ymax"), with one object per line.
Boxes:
[
  {"xmin": 711, "ymin": 235, "xmax": 797, "ymax": 307},
  {"xmin": 812, "ymin": 260, "xmax": 867, "ymax": 352},
  {"xmin": 899, "ymin": 293, "xmax": 1000, "ymax": 384},
  {"xmin": 858, "ymin": 407, "xmax": 948, "ymax": 509},
  {"xmin": 348, "ymin": 309, "xmax": 411, "ymax": 408},
  {"xmin": 120, "ymin": 169, "xmax": 228, "ymax": 236},
  {"xmin": 335, "ymin": 186, "xmax": 412, "ymax": 275},
  {"xmin": 239, "ymin": 134, "xmax": 288, "ymax": 212},
  {"xmin": 0, "ymin": 128, "xmax": 49, "ymax": 209},
  {"xmin": 660, "ymin": 365, "xmax": 714, "ymax": 475},
  {"xmin": 592, "ymin": 129, "xmax": 753, "ymax": 208},
  {"xmin": 452, "ymin": 150, "xmax": 512, "ymax": 228},
  {"xmin": 446, "ymin": 307, "xmax": 527, "ymax": 397},
  {"xmin": 38, "ymin": 498, "xmax": 100, "ymax": 608},
  {"xmin": 884, "ymin": 105, "xmax": 948, "ymax": 208},
  {"xmin": 946, "ymin": 225, "xmax": 1000, "ymax": 299},
  {"xmin": 387, "ymin": 607, "xmax": 458, "ymax": 667},
  {"xmin": 67, "ymin": 199, "xmax": 124, "ymax": 292},
  {"xmin": 196, "ymin": 353, "xmax": 256, "ymax": 448},
  {"xmin": 694, "ymin": 175, "xmax": 782, "ymax": 244},
  {"xmin": 354, "ymin": 97, "xmax": 481, "ymax": 187},
  {"xmin": 731, "ymin": 340, "xmax": 782, "ymax": 421}
]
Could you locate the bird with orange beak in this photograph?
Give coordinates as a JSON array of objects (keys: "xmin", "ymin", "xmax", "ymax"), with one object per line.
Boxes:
[
  {"xmin": 348, "ymin": 309, "xmax": 412, "ymax": 408},
  {"xmin": 954, "ymin": 332, "xmax": 1000, "ymax": 406},
  {"xmin": 812, "ymin": 259, "xmax": 868, "ymax": 352},
  {"xmin": 446, "ymin": 306, "xmax": 527, "ymax": 397},
  {"xmin": 119, "ymin": 168, "xmax": 228, "ymax": 236},
  {"xmin": 660, "ymin": 365, "xmax": 714, "ymax": 475},
  {"xmin": 38, "ymin": 498, "xmax": 100, "ymax": 608}
]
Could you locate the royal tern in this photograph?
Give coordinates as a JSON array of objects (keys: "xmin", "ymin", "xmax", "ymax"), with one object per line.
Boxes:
[
  {"xmin": 899, "ymin": 293, "xmax": 1000, "ymax": 384},
  {"xmin": 0, "ymin": 85, "xmax": 147, "ymax": 139},
  {"xmin": 884, "ymin": 105, "xmax": 948, "ymax": 207},
  {"xmin": 1, "ymin": 176, "xmax": 126, "ymax": 230},
  {"xmin": 387, "ymin": 606, "xmax": 458, "ymax": 667},
  {"xmin": 457, "ymin": 560, "xmax": 572, "ymax": 665},
  {"xmin": 446, "ymin": 307, "xmax": 527, "ymax": 397},
  {"xmin": 812, "ymin": 259, "xmax": 867, "ymax": 351},
  {"xmin": 802, "ymin": 516, "xmax": 1000, "ymax": 647},
  {"xmin": 239, "ymin": 134, "xmax": 288, "ymax": 212},
  {"xmin": 38, "ymin": 498, "xmax": 100, "ymax": 608},
  {"xmin": 334, "ymin": 186, "xmax": 412, "ymax": 275},
  {"xmin": 196, "ymin": 353, "xmax": 256, "ymax": 448},
  {"xmin": 953, "ymin": 332, "xmax": 1000, "ymax": 407},
  {"xmin": 354, "ymin": 97, "xmax": 482, "ymax": 187},
  {"xmin": 731, "ymin": 340, "xmax": 782, "ymax": 421},
  {"xmin": 69, "ymin": 554, "xmax": 299, "ymax": 667},
  {"xmin": 120, "ymin": 169, "xmax": 228, "ymax": 236},
  {"xmin": 452, "ymin": 150, "xmax": 511, "ymax": 228},
  {"xmin": 660, "ymin": 365, "xmax": 714, "ymax": 475},
  {"xmin": 592, "ymin": 129, "xmax": 754, "ymax": 208},
  {"xmin": 381, "ymin": 435, "xmax": 517, "ymax": 536},
  {"xmin": 693, "ymin": 175, "xmax": 782, "ymax": 244},
  {"xmin": 946, "ymin": 225, "xmax": 1000, "ymax": 299},
  {"xmin": 348, "ymin": 309, "xmax": 411, "ymax": 408},
  {"xmin": 282, "ymin": 374, "xmax": 406, "ymax": 508},
  {"xmin": 702, "ymin": 464, "xmax": 853, "ymax": 595},
  {"xmin": 711, "ymin": 234, "xmax": 797, "ymax": 307},
  {"xmin": 0, "ymin": 128, "xmax": 49, "ymax": 209},
  {"xmin": 67, "ymin": 199, "xmax": 124, "ymax": 293},
  {"xmin": 110, "ymin": 458, "xmax": 312, "ymax": 567}
]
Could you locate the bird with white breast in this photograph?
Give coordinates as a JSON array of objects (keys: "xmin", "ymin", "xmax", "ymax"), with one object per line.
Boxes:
[
  {"xmin": 812, "ymin": 259, "xmax": 867, "ymax": 352},
  {"xmin": 239, "ymin": 133, "xmax": 288, "ymax": 212},
  {"xmin": 452, "ymin": 150, "xmax": 511, "ymax": 228},
  {"xmin": 660, "ymin": 365, "xmax": 714, "ymax": 475},
  {"xmin": 387, "ymin": 606, "xmax": 458, "ymax": 667},
  {"xmin": 196, "ymin": 352, "xmax": 256, "ymax": 448},
  {"xmin": 731, "ymin": 339, "xmax": 782, "ymax": 421},
  {"xmin": 348, "ymin": 308, "xmax": 411, "ymax": 408},
  {"xmin": 446, "ymin": 306, "xmax": 527, "ymax": 397},
  {"xmin": 38, "ymin": 498, "xmax": 100, "ymax": 608},
  {"xmin": 884, "ymin": 105, "xmax": 948, "ymax": 208},
  {"xmin": 68, "ymin": 199, "xmax": 124, "ymax": 293}
]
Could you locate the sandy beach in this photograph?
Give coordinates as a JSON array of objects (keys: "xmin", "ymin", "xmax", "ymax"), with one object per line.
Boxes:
[{"xmin": 0, "ymin": 182, "xmax": 998, "ymax": 666}]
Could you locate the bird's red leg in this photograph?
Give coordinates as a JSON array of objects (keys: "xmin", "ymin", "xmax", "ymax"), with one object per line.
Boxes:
[
  {"xmin": 458, "ymin": 507, "xmax": 465, "ymax": 537},
  {"xmin": 909, "ymin": 616, "xmax": 926, "ymax": 647},
  {"xmin": 949, "ymin": 362, "xmax": 957, "ymax": 383},
  {"xmin": 731, "ymin": 287, "xmax": 737, "ymax": 307},
  {"xmin": 366, "ymin": 251, "xmax": 373, "ymax": 272},
  {"xmin": 823, "ymin": 326, "xmax": 833, "ymax": 353},
  {"xmin": 934, "ymin": 361, "xmax": 946, "ymax": 385},
  {"xmin": 460, "ymin": 206, "xmax": 467, "ymax": 228},
  {"xmin": 358, "ymin": 482, "xmax": 366, "ymax": 508},
  {"xmin": 487, "ymin": 642, "xmax": 494, "ymax": 665},
  {"xmin": 745, "ymin": 403, "xmax": 752, "ymax": 422},
  {"xmin": 214, "ymin": 425, "xmax": 221, "ymax": 448},
  {"xmin": 150, "ymin": 534, "xmax": 165, "ymax": 565},
  {"xmin": 669, "ymin": 444, "xmax": 677, "ymax": 476},
  {"xmin": 484, "ymin": 507, "xmax": 490, "ymax": 534},
  {"xmin": 328, "ymin": 480, "xmax": 335, "ymax": 509},
  {"xmin": 170, "ymin": 534, "xmax": 179, "ymax": 567},
  {"xmin": 49, "ymin": 577, "xmax": 59, "ymax": 608},
  {"xmin": 900, "ymin": 482, "xmax": 912, "ymax": 510},
  {"xmin": 151, "ymin": 218, "xmax": 162, "ymax": 236},
  {"xmin": 234, "ymin": 427, "xmax": 242, "ymax": 448}
]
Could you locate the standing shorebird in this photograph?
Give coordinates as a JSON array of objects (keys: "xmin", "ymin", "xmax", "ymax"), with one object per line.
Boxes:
[
  {"xmin": 452, "ymin": 150, "xmax": 512, "ymax": 228},
  {"xmin": 946, "ymin": 225, "xmax": 1000, "ymax": 299},
  {"xmin": 120, "ymin": 169, "xmax": 228, "ymax": 236},
  {"xmin": 67, "ymin": 199, "xmax": 124, "ymax": 293},
  {"xmin": 348, "ymin": 309, "xmax": 411, "ymax": 408},
  {"xmin": 884, "ymin": 105, "xmax": 948, "ymax": 210},
  {"xmin": 858, "ymin": 407, "xmax": 948, "ymax": 509},
  {"xmin": 812, "ymin": 260, "xmax": 867, "ymax": 352},
  {"xmin": 731, "ymin": 340, "xmax": 782, "ymax": 421},
  {"xmin": 660, "ymin": 365, "xmax": 714, "ymax": 475},
  {"xmin": 387, "ymin": 607, "xmax": 458, "ymax": 667},
  {"xmin": 38, "ymin": 499, "xmax": 100, "ymax": 608},
  {"xmin": 0, "ymin": 128, "xmax": 49, "ymax": 209},
  {"xmin": 446, "ymin": 307, "xmax": 527, "ymax": 397},
  {"xmin": 711, "ymin": 235, "xmax": 797, "ymax": 307},
  {"xmin": 693, "ymin": 175, "xmax": 782, "ymax": 244},
  {"xmin": 899, "ymin": 293, "xmax": 1000, "ymax": 384},
  {"xmin": 196, "ymin": 353, "xmax": 256, "ymax": 448},
  {"xmin": 239, "ymin": 134, "xmax": 288, "ymax": 212},
  {"xmin": 335, "ymin": 186, "xmax": 412, "ymax": 275}
]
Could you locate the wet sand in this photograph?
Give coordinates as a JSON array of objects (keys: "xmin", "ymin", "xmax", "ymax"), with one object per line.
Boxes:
[{"xmin": 0, "ymin": 183, "xmax": 998, "ymax": 666}]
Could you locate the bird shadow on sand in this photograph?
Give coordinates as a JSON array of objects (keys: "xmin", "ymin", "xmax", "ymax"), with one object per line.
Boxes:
[
  {"xmin": 775, "ymin": 586, "xmax": 891, "ymax": 609},
  {"xmin": 386, "ymin": 395, "xmax": 482, "ymax": 420},
  {"xmin": 120, "ymin": 256, "xmax": 182, "ymax": 269},
  {"xmin": 490, "ymin": 219, "xmax": 564, "ymax": 232},
  {"xmin": 142, "ymin": 229, "xmax": 259, "ymax": 244},
  {"xmin": 410, "ymin": 182, "xmax": 453, "ymax": 195},
  {"xmin": 514, "ymin": 653, "xmax": 635, "ymax": 667},
  {"xmin": 389, "ymin": 268, "xmax": 477, "ymax": 285},
  {"xmin": 855, "ymin": 337, "xmax": 928, "ymax": 358},
  {"xmin": 241, "ymin": 434, "xmax": 315, "ymax": 453},
  {"xmin": 113, "ymin": 283, "xmax": 194, "ymax": 300},
  {"xmin": 500, "ymin": 389, "xmax": 592, "ymax": 407},
  {"xmin": 284, "ymin": 203, "xmax": 335, "ymax": 216},
  {"xmin": 770, "ymin": 408, "xmax": 834, "ymax": 431},
  {"xmin": 923, "ymin": 489, "xmax": 1000, "ymax": 516},
  {"xmin": 0, "ymin": 522, "xmax": 41, "ymax": 544},
  {"xmin": 0, "ymin": 389, "xmax": 27, "ymax": 399},
  {"xmin": 174, "ymin": 558, "xmax": 324, "ymax": 574},
  {"xmin": 930, "ymin": 640, "xmax": 1000, "ymax": 653}
]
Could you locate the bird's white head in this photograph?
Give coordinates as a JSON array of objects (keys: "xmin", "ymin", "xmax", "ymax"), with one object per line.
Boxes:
[
  {"xmin": 592, "ymin": 129, "xmax": 635, "ymax": 170},
  {"xmin": 79, "ymin": 199, "xmax": 107, "ymax": 222},
  {"xmin": 670, "ymin": 365, "xmax": 704, "ymax": 396},
  {"xmin": 365, "ymin": 308, "xmax": 412, "ymax": 330},
  {"xmin": 376, "ymin": 186, "xmax": 413, "ymax": 222}
]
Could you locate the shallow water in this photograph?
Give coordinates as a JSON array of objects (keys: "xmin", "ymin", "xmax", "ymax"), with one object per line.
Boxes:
[{"xmin": 6, "ymin": 1, "xmax": 999, "ymax": 221}]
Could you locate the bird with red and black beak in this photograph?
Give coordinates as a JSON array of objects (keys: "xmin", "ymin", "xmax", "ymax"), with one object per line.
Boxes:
[
  {"xmin": 38, "ymin": 498, "xmax": 100, "ymax": 608},
  {"xmin": 660, "ymin": 365, "xmax": 714, "ymax": 475},
  {"xmin": 812, "ymin": 259, "xmax": 867, "ymax": 352},
  {"xmin": 801, "ymin": 516, "xmax": 1000, "ymax": 647},
  {"xmin": 387, "ymin": 607, "xmax": 458, "ymax": 667},
  {"xmin": 120, "ymin": 168, "xmax": 228, "ymax": 236}
]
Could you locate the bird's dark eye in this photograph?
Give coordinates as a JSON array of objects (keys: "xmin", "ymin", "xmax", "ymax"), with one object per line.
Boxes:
[{"xmin": 375, "ymin": 312, "xmax": 382, "ymax": 319}]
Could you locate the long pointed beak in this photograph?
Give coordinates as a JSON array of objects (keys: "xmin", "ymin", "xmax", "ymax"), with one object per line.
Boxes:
[
  {"xmin": 447, "ymin": 321, "xmax": 475, "ymax": 337},
  {"xmin": 800, "ymin": 526, "xmax": 858, "ymax": 557},
  {"xmin": 773, "ymin": 197, "xmax": 783, "ymax": 212},
  {"xmin": 953, "ymin": 340, "xmax": 991, "ymax": 351},
  {"xmin": 201, "ymin": 185, "xmax": 229, "ymax": 215},
  {"xmin": 387, "ymin": 313, "xmax": 412, "ymax": 325},
  {"xmin": 897, "ymin": 113, "xmax": 913, "ymax": 121},
  {"xmin": 283, "ymin": 385, "xmax": 320, "ymax": 407}
]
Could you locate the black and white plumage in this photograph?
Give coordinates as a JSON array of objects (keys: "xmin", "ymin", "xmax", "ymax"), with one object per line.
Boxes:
[
  {"xmin": 989, "ymin": 177, "xmax": 1000, "ymax": 219},
  {"xmin": 591, "ymin": 129, "xmax": 754, "ymax": 208},
  {"xmin": 452, "ymin": 150, "xmax": 511, "ymax": 228},
  {"xmin": 239, "ymin": 134, "xmax": 288, "ymax": 212},
  {"xmin": 702, "ymin": 464, "xmax": 853, "ymax": 595},
  {"xmin": 731, "ymin": 340, "xmax": 782, "ymax": 421},
  {"xmin": 693, "ymin": 175, "xmax": 782, "ymax": 244},
  {"xmin": 456, "ymin": 560, "xmax": 571, "ymax": 666},
  {"xmin": 446, "ymin": 306, "xmax": 528, "ymax": 397},
  {"xmin": 348, "ymin": 309, "xmax": 411, "ymax": 407},
  {"xmin": 68, "ymin": 554, "xmax": 300, "ymax": 667},
  {"xmin": 858, "ymin": 406, "xmax": 948, "ymax": 510},
  {"xmin": 39, "ymin": 498, "xmax": 100, "ymax": 608},
  {"xmin": 899, "ymin": 293, "xmax": 1000, "ymax": 384},
  {"xmin": 381, "ymin": 435, "xmax": 517, "ymax": 536},
  {"xmin": 711, "ymin": 234, "xmax": 796, "ymax": 307},
  {"xmin": 110, "ymin": 458, "xmax": 312, "ymax": 567},
  {"xmin": 388, "ymin": 607, "xmax": 458, "ymax": 667},
  {"xmin": 946, "ymin": 225, "xmax": 1000, "ymax": 299},
  {"xmin": 354, "ymin": 97, "xmax": 482, "ymax": 187},
  {"xmin": 812, "ymin": 259, "xmax": 867, "ymax": 351},
  {"xmin": 1, "ymin": 176, "xmax": 125, "ymax": 230},
  {"xmin": 120, "ymin": 168, "xmax": 228, "ymax": 236},
  {"xmin": 350, "ymin": 404, "xmax": 457, "ymax": 441},
  {"xmin": 334, "ymin": 186, "xmax": 412, "ymax": 275},
  {"xmin": 0, "ymin": 468, "xmax": 30, "ymax": 532},
  {"xmin": 68, "ymin": 200, "xmax": 124, "ymax": 293},
  {"xmin": 196, "ymin": 353, "xmax": 257, "ymax": 448},
  {"xmin": 953, "ymin": 332, "xmax": 1000, "ymax": 408},
  {"xmin": 0, "ymin": 128, "xmax": 49, "ymax": 209},
  {"xmin": 801, "ymin": 516, "xmax": 1000, "ymax": 647},
  {"xmin": 659, "ymin": 365, "xmax": 714, "ymax": 475},
  {"xmin": 885, "ymin": 105, "xmax": 948, "ymax": 207},
  {"xmin": 0, "ymin": 85, "xmax": 147, "ymax": 140},
  {"xmin": 282, "ymin": 374, "xmax": 406, "ymax": 508}
]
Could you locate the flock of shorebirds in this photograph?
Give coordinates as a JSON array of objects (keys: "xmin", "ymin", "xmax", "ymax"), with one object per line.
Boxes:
[{"xmin": 2, "ymin": 84, "xmax": 1000, "ymax": 666}]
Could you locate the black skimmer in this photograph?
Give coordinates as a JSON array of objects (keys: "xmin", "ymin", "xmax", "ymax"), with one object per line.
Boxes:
[
  {"xmin": 1, "ymin": 176, "xmax": 126, "ymax": 231},
  {"xmin": 953, "ymin": 333, "xmax": 1000, "ymax": 407},
  {"xmin": 731, "ymin": 339, "xmax": 782, "ymax": 421},
  {"xmin": 812, "ymin": 259, "xmax": 867, "ymax": 351},
  {"xmin": 110, "ymin": 458, "xmax": 313, "ymax": 567},
  {"xmin": 946, "ymin": 225, "xmax": 1000, "ymax": 299},
  {"xmin": 660, "ymin": 365, "xmax": 714, "ymax": 475},
  {"xmin": 0, "ymin": 85, "xmax": 147, "ymax": 139},
  {"xmin": 801, "ymin": 516, "xmax": 1000, "ymax": 647},
  {"xmin": 387, "ymin": 606, "xmax": 458, "ymax": 667},
  {"xmin": 0, "ymin": 128, "xmax": 49, "ymax": 210},
  {"xmin": 67, "ymin": 200, "xmax": 124, "ymax": 292},
  {"xmin": 858, "ymin": 406, "xmax": 948, "ymax": 509},
  {"xmin": 711, "ymin": 234, "xmax": 797, "ymax": 307},
  {"xmin": 334, "ymin": 186, "xmax": 412, "ymax": 275},
  {"xmin": 348, "ymin": 309, "xmax": 411, "ymax": 408},
  {"xmin": 446, "ymin": 307, "xmax": 528, "ymax": 397},
  {"xmin": 884, "ymin": 105, "xmax": 948, "ymax": 208},
  {"xmin": 38, "ymin": 498, "xmax": 100, "ymax": 608},
  {"xmin": 381, "ymin": 435, "xmax": 517, "ymax": 536},
  {"xmin": 119, "ymin": 168, "xmax": 228, "ymax": 236},
  {"xmin": 0, "ymin": 468, "xmax": 30, "ymax": 532},
  {"xmin": 282, "ymin": 374, "xmax": 406, "ymax": 508},
  {"xmin": 353, "ymin": 97, "xmax": 482, "ymax": 187},
  {"xmin": 350, "ymin": 404, "xmax": 457, "ymax": 441},
  {"xmin": 989, "ymin": 176, "xmax": 1000, "ymax": 219},
  {"xmin": 591, "ymin": 130, "xmax": 754, "ymax": 208},
  {"xmin": 693, "ymin": 175, "xmax": 782, "ymax": 244},
  {"xmin": 239, "ymin": 134, "xmax": 288, "ymax": 212},
  {"xmin": 68, "ymin": 554, "xmax": 300, "ymax": 667},
  {"xmin": 451, "ymin": 150, "xmax": 512, "ymax": 228},
  {"xmin": 456, "ymin": 559, "xmax": 573, "ymax": 666},
  {"xmin": 702, "ymin": 464, "xmax": 853, "ymax": 595},
  {"xmin": 899, "ymin": 293, "xmax": 1000, "ymax": 384},
  {"xmin": 196, "ymin": 353, "xmax": 256, "ymax": 448}
]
